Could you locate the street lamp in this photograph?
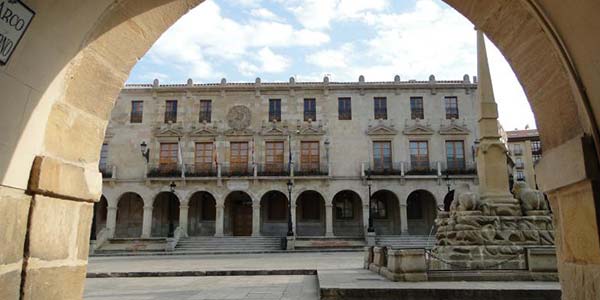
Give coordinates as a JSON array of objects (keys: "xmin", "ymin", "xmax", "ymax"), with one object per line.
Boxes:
[
  {"xmin": 140, "ymin": 141, "xmax": 150, "ymax": 163},
  {"xmin": 366, "ymin": 170, "xmax": 374, "ymax": 233},
  {"xmin": 167, "ymin": 181, "xmax": 176, "ymax": 237},
  {"xmin": 286, "ymin": 180, "xmax": 294, "ymax": 236}
]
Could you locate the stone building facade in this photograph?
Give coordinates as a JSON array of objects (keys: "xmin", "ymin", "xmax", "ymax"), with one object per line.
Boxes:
[
  {"xmin": 507, "ymin": 129, "xmax": 542, "ymax": 189},
  {"xmin": 94, "ymin": 76, "xmax": 480, "ymax": 241}
]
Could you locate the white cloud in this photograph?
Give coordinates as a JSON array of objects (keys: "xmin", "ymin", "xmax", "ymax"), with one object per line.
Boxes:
[
  {"xmin": 257, "ymin": 47, "xmax": 291, "ymax": 73},
  {"xmin": 250, "ymin": 8, "xmax": 281, "ymax": 21},
  {"xmin": 281, "ymin": 0, "xmax": 389, "ymax": 30},
  {"xmin": 306, "ymin": 44, "xmax": 353, "ymax": 68}
]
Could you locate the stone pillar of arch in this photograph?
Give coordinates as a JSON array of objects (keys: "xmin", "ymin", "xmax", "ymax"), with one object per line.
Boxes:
[
  {"xmin": 399, "ymin": 204, "xmax": 408, "ymax": 234},
  {"xmin": 362, "ymin": 204, "xmax": 370, "ymax": 236},
  {"xmin": 141, "ymin": 206, "xmax": 153, "ymax": 238},
  {"xmin": 215, "ymin": 203, "xmax": 225, "ymax": 237},
  {"xmin": 325, "ymin": 203, "xmax": 334, "ymax": 237},
  {"xmin": 291, "ymin": 203, "xmax": 297, "ymax": 235},
  {"xmin": 252, "ymin": 202, "xmax": 261, "ymax": 237},
  {"xmin": 106, "ymin": 206, "xmax": 118, "ymax": 238},
  {"xmin": 179, "ymin": 204, "xmax": 189, "ymax": 238}
]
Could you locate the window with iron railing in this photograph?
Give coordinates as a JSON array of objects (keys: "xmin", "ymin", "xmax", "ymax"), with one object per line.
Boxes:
[
  {"xmin": 269, "ymin": 99, "xmax": 281, "ymax": 122},
  {"xmin": 512, "ymin": 144, "xmax": 523, "ymax": 155},
  {"xmin": 409, "ymin": 141, "xmax": 429, "ymax": 170},
  {"xmin": 531, "ymin": 140, "xmax": 541, "ymax": 153},
  {"xmin": 165, "ymin": 100, "xmax": 178, "ymax": 123},
  {"xmin": 265, "ymin": 141, "xmax": 285, "ymax": 174},
  {"xmin": 194, "ymin": 142, "xmax": 213, "ymax": 173},
  {"xmin": 410, "ymin": 97, "xmax": 424, "ymax": 120},
  {"xmin": 230, "ymin": 142, "xmax": 249, "ymax": 174},
  {"xmin": 446, "ymin": 141, "xmax": 465, "ymax": 171},
  {"xmin": 130, "ymin": 101, "xmax": 143, "ymax": 123},
  {"xmin": 533, "ymin": 154, "xmax": 542, "ymax": 163},
  {"xmin": 445, "ymin": 96, "xmax": 459, "ymax": 119},
  {"xmin": 374, "ymin": 97, "xmax": 387, "ymax": 120},
  {"xmin": 516, "ymin": 171, "xmax": 525, "ymax": 180},
  {"xmin": 373, "ymin": 141, "xmax": 392, "ymax": 172},
  {"xmin": 199, "ymin": 100, "xmax": 212, "ymax": 123},
  {"xmin": 159, "ymin": 143, "xmax": 178, "ymax": 172},
  {"xmin": 338, "ymin": 97, "xmax": 352, "ymax": 120},
  {"xmin": 304, "ymin": 98, "xmax": 316, "ymax": 121},
  {"xmin": 301, "ymin": 141, "xmax": 320, "ymax": 173}
]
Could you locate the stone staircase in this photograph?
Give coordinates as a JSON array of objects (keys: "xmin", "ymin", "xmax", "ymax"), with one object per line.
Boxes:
[
  {"xmin": 174, "ymin": 236, "xmax": 283, "ymax": 254},
  {"xmin": 94, "ymin": 238, "xmax": 168, "ymax": 255},
  {"xmin": 294, "ymin": 236, "xmax": 366, "ymax": 251},
  {"xmin": 375, "ymin": 235, "xmax": 435, "ymax": 249}
]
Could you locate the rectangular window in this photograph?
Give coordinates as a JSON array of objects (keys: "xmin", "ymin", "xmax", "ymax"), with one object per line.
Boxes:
[
  {"xmin": 374, "ymin": 97, "xmax": 387, "ymax": 120},
  {"xmin": 304, "ymin": 98, "xmax": 316, "ymax": 121},
  {"xmin": 159, "ymin": 143, "xmax": 178, "ymax": 171},
  {"xmin": 445, "ymin": 96, "xmax": 459, "ymax": 119},
  {"xmin": 512, "ymin": 144, "xmax": 523, "ymax": 155},
  {"xmin": 301, "ymin": 141, "xmax": 320, "ymax": 172},
  {"xmin": 194, "ymin": 142, "xmax": 213, "ymax": 172},
  {"xmin": 130, "ymin": 101, "xmax": 143, "ymax": 123},
  {"xmin": 515, "ymin": 157, "xmax": 524, "ymax": 169},
  {"xmin": 338, "ymin": 97, "xmax": 352, "ymax": 120},
  {"xmin": 410, "ymin": 97, "xmax": 424, "ymax": 120},
  {"xmin": 531, "ymin": 140, "xmax": 541, "ymax": 153},
  {"xmin": 516, "ymin": 171, "xmax": 525, "ymax": 180},
  {"xmin": 373, "ymin": 141, "xmax": 392, "ymax": 171},
  {"xmin": 165, "ymin": 100, "xmax": 178, "ymax": 123},
  {"xmin": 199, "ymin": 100, "xmax": 212, "ymax": 123},
  {"xmin": 265, "ymin": 141, "xmax": 285, "ymax": 173},
  {"xmin": 446, "ymin": 141, "xmax": 465, "ymax": 171},
  {"xmin": 269, "ymin": 99, "xmax": 281, "ymax": 122},
  {"xmin": 409, "ymin": 141, "xmax": 429, "ymax": 170},
  {"xmin": 533, "ymin": 154, "xmax": 542, "ymax": 163},
  {"xmin": 99, "ymin": 143, "xmax": 109, "ymax": 170},
  {"xmin": 230, "ymin": 142, "xmax": 249, "ymax": 174}
]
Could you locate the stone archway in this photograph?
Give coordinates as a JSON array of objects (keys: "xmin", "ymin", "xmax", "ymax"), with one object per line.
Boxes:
[
  {"xmin": 115, "ymin": 192, "xmax": 144, "ymax": 238},
  {"xmin": 91, "ymin": 195, "xmax": 108, "ymax": 240},
  {"xmin": 260, "ymin": 191, "xmax": 289, "ymax": 237},
  {"xmin": 332, "ymin": 190, "xmax": 364, "ymax": 237},
  {"xmin": 0, "ymin": 1, "xmax": 599, "ymax": 299},
  {"xmin": 406, "ymin": 190, "xmax": 437, "ymax": 236},
  {"xmin": 188, "ymin": 191, "xmax": 216, "ymax": 236},
  {"xmin": 224, "ymin": 191, "xmax": 253, "ymax": 236},
  {"xmin": 371, "ymin": 190, "xmax": 401, "ymax": 235},
  {"xmin": 151, "ymin": 192, "xmax": 180, "ymax": 237},
  {"xmin": 296, "ymin": 190, "xmax": 326, "ymax": 236}
]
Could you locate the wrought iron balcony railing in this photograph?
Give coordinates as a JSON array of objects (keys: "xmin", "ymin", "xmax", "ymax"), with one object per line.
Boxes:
[
  {"xmin": 147, "ymin": 163, "xmax": 182, "ymax": 178},
  {"xmin": 294, "ymin": 162, "xmax": 329, "ymax": 176},
  {"xmin": 184, "ymin": 163, "xmax": 218, "ymax": 177}
]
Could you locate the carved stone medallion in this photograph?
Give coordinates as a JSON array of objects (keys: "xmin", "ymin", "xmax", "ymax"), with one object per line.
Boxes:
[{"xmin": 227, "ymin": 105, "xmax": 252, "ymax": 130}]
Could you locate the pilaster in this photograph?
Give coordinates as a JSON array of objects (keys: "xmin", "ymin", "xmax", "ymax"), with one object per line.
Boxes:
[
  {"xmin": 141, "ymin": 206, "xmax": 153, "ymax": 238},
  {"xmin": 325, "ymin": 204, "xmax": 334, "ymax": 237}
]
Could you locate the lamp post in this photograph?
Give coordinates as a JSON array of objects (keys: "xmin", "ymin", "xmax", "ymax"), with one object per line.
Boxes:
[
  {"xmin": 167, "ymin": 181, "xmax": 176, "ymax": 238},
  {"xmin": 366, "ymin": 170, "xmax": 374, "ymax": 233},
  {"xmin": 286, "ymin": 180, "xmax": 294, "ymax": 236},
  {"xmin": 140, "ymin": 141, "xmax": 150, "ymax": 163}
]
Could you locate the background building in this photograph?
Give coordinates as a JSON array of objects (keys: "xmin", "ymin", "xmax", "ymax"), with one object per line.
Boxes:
[
  {"xmin": 507, "ymin": 128, "xmax": 542, "ymax": 189},
  {"xmin": 94, "ymin": 75, "xmax": 479, "ymax": 246}
]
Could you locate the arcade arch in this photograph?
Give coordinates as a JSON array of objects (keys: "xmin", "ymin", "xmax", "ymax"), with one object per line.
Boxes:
[
  {"xmin": 332, "ymin": 190, "xmax": 364, "ymax": 237},
  {"xmin": 115, "ymin": 192, "xmax": 144, "ymax": 238},
  {"xmin": 295, "ymin": 190, "xmax": 326, "ymax": 236},
  {"xmin": 151, "ymin": 192, "xmax": 180, "ymax": 237},
  {"xmin": 188, "ymin": 191, "xmax": 216, "ymax": 236},
  {"xmin": 406, "ymin": 190, "xmax": 438, "ymax": 235},
  {"xmin": 371, "ymin": 190, "xmax": 401, "ymax": 235},
  {"xmin": 260, "ymin": 190, "xmax": 289, "ymax": 237},
  {"xmin": 224, "ymin": 191, "xmax": 254, "ymax": 236}
]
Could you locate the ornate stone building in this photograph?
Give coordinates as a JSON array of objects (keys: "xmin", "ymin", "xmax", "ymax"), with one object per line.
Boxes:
[
  {"xmin": 94, "ymin": 75, "xmax": 480, "ymax": 243},
  {"xmin": 507, "ymin": 129, "xmax": 542, "ymax": 189}
]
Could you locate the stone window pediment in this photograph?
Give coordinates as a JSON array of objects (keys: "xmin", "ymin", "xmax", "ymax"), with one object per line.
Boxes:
[
  {"xmin": 260, "ymin": 121, "xmax": 287, "ymax": 136},
  {"xmin": 439, "ymin": 120, "xmax": 470, "ymax": 135},
  {"xmin": 403, "ymin": 119, "xmax": 434, "ymax": 136},
  {"xmin": 190, "ymin": 123, "xmax": 219, "ymax": 137},
  {"xmin": 154, "ymin": 123, "xmax": 183, "ymax": 137},
  {"xmin": 224, "ymin": 128, "xmax": 254, "ymax": 136},
  {"xmin": 297, "ymin": 120, "xmax": 326, "ymax": 136},
  {"xmin": 367, "ymin": 119, "xmax": 397, "ymax": 136}
]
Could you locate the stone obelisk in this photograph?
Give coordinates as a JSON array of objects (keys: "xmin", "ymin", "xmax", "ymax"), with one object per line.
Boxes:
[{"xmin": 475, "ymin": 30, "xmax": 521, "ymax": 216}]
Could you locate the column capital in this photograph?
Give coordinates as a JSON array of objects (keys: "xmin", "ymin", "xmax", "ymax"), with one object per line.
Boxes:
[
  {"xmin": 143, "ymin": 206, "xmax": 153, "ymax": 210},
  {"xmin": 107, "ymin": 206, "xmax": 117, "ymax": 211},
  {"xmin": 179, "ymin": 205, "xmax": 189, "ymax": 209}
]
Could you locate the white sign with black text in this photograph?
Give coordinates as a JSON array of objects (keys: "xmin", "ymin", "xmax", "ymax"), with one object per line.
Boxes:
[{"xmin": 0, "ymin": 0, "xmax": 34, "ymax": 65}]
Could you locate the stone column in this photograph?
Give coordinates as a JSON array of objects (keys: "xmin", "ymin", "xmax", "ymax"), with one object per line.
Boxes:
[
  {"xmin": 291, "ymin": 204, "xmax": 297, "ymax": 235},
  {"xmin": 362, "ymin": 204, "xmax": 370, "ymax": 234},
  {"xmin": 399, "ymin": 204, "xmax": 408, "ymax": 234},
  {"xmin": 215, "ymin": 203, "xmax": 224, "ymax": 237},
  {"xmin": 141, "ymin": 205, "xmax": 153, "ymax": 238},
  {"xmin": 325, "ymin": 203, "xmax": 334, "ymax": 237},
  {"xmin": 179, "ymin": 205, "xmax": 189, "ymax": 237},
  {"xmin": 106, "ymin": 206, "xmax": 117, "ymax": 238},
  {"xmin": 252, "ymin": 202, "xmax": 261, "ymax": 237}
]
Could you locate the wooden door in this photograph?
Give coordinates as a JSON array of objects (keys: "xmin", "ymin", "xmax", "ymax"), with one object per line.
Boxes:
[{"xmin": 233, "ymin": 200, "xmax": 252, "ymax": 236}]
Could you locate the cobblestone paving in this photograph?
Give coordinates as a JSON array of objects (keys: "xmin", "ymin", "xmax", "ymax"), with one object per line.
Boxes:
[{"xmin": 85, "ymin": 275, "xmax": 318, "ymax": 300}]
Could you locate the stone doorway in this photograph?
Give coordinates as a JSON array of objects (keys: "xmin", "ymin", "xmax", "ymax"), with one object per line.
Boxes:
[
  {"xmin": 260, "ymin": 191, "xmax": 289, "ymax": 236},
  {"xmin": 225, "ymin": 191, "xmax": 253, "ymax": 236},
  {"xmin": 152, "ymin": 192, "xmax": 180, "ymax": 237},
  {"xmin": 115, "ymin": 193, "xmax": 144, "ymax": 238},
  {"xmin": 371, "ymin": 190, "xmax": 401, "ymax": 235},
  {"xmin": 332, "ymin": 190, "xmax": 364, "ymax": 237},
  {"xmin": 188, "ymin": 191, "xmax": 216, "ymax": 236},
  {"xmin": 296, "ymin": 191, "xmax": 326, "ymax": 236},
  {"xmin": 406, "ymin": 190, "xmax": 437, "ymax": 235}
]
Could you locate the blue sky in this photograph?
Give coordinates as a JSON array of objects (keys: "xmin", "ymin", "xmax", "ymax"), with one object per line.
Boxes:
[{"xmin": 127, "ymin": 0, "xmax": 536, "ymax": 130}]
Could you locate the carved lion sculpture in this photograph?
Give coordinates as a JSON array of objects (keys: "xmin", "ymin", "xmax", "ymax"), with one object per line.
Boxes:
[
  {"xmin": 512, "ymin": 181, "xmax": 549, "ymax": 212},
  {"xmin": 450, "ymin": 183, "xmax": 481, "ymax": 213}
]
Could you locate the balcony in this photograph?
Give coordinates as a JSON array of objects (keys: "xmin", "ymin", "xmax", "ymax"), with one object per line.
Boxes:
[
  {"xmin": 512, "ymin": 149, "xmax": 523, "ymax": 156},
  {"xmin": 363, "ymin": 162, "xmax": 403, "ymax": 176},
  {"xmin": 184, "ymin": 164, "xmax": 217, "ymax": 177},
  {"xmin": 147, "ymin": 163, "xmax": 182, "ymax": 178},
  {"xmin": 441, "ymin": 161, "xmax": 477, "ymax": 175},
  {"xmin": 515, "ymin": 162, "xmax": 525, "ymax": 169},
  {"xmin": 294, "ymin": 162, "xmax": 329, "ymax": 177},
  {"xmin": 405, "ymin": 161, "xmax": 438, "ymax": 176},
  {"xmin": 257, "ymin": 163, "xmax": 290, "ymax": 177},
  {"xmin": 221, "ymin": 163, "xmax": 253, "ymax": 177}
]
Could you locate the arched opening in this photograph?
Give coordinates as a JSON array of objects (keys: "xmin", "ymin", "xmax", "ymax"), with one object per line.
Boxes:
[
  {"xmin": 296, "ymin": 191, "xmax": 325, "ymax": 236},
  {"xmin": 224, "ymin": 191, "xmax": 253, "ymax": 236},
  {"xmin": 371, "ymin": 190, "xmax": 401, "ymax": 235},
  {"xmin": 443, "ymin": 190, "xmax": 455, "ymax": 212},
  {"xmin": 115, "ymin": 192, "xmax": 144, "ymax": 238},
  {"xmin": 260, "ymin": 191, "xmax": 289, "ymax": 236},
  {"xmin": 188, "ymin": 191, "xmax": 216, "ymax": 236},
  {"xmin": 151, "ymin": 192, "xmax": 180, "ymax": 237},
  {"xmin": 90, "ymin": 195, "xmax": 108, "ymax": 240},
  {"xmin": 406, "ymin": 190, "xmax": 437, "ymax": 235},
  {"xmin": 332, "ymin": 190, "xmax": 364, "ymax": 237}
]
